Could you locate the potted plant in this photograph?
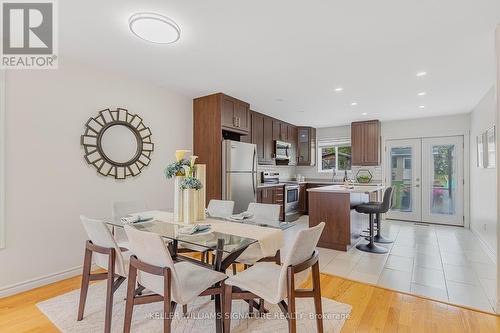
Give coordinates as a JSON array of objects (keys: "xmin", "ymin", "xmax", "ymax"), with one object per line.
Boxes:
[
  {"xmin": 180, "ymin": 156, "xmax": 203, "ymax": 223},
  {"xmin": 164, "ymin": 150, "xmax": 192, "ymax": 222}
]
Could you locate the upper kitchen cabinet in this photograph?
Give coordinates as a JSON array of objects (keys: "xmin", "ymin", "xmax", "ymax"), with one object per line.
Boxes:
[
  {"xmin": 251, "ymin": 111, "xmax": 274, "ymax": 164},
  {"xmin": 272, "ymin": 120, "xmax": 289, "ymax": 141},
  {"xmin": 297, "ymin": 127, "xmax": 316, "ymax": 166},
  {"xmin": 287, "ymin": 124, "xmax": 298, "ymax": 165},
  {"xmin": 351, "ymin": 120, "xmax": 380, "ymax": 166},
  {"xmin": 220, "ymin": 94, "xmax": 250, "ymax": 134}
]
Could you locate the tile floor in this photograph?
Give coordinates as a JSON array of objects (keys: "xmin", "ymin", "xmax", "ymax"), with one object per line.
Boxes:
[{"xmin": 288, "ymin": 216, "xmax": 497, "ymax": 313}]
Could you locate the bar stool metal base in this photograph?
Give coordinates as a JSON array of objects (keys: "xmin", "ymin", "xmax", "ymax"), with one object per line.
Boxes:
[
  {"xmin": 365, "ymin": 234, "xmax": 393, "ymax": 244},
  {"xmin": 373, "ymin": 234, "xmax": 393, "ymax": 244},
  {"xmin": 356, "ymin": 242, "xmax": 388, "ymax": 254}
]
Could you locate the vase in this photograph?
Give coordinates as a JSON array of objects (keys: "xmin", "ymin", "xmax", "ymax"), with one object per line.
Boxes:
[
  {"xmin": 173, "ymin": 176, "xmax": 184, "ymax": 222},
  {"xmin": 195, "ymin": 164, "xmax": 206, "ymax": 221},
  {"xmin": 183, "ymin": 189, "xmax": 198, "ymax": 224}
]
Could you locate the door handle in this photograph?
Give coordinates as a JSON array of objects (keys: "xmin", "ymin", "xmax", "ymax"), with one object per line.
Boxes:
[{"xmin": 415, "ymin": 184, "xmax": 420, "ymax": 188}]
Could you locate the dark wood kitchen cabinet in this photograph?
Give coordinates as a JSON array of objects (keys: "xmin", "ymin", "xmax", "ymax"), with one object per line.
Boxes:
[
  {"xmin": 272, "ymin": 120, "xmax": 286, "ymax": 141},
  {"xmin": 251, "ymin": 111, "xmax": 274, "ymax": 164},
  {"xmin": 298, "ymin": 184, "xmax": 307, "ymax": 213},
  {"xmin": 287, "ymin": 125, "xmax": 298, "ymax": 165},
  {"xmin": 220, "ymin": 94, "xmax": 250, "ymax": 134},
  {"xmin": 351, "ymin": 120, "xmax": 380, "ymax": 166},
  {"xmin": 297, "ymin": 127, "xmax": 316, "ymax": 166},
  {"xmin": 194, "ymin": 93, "xmax": 252, "ymax": 203}
]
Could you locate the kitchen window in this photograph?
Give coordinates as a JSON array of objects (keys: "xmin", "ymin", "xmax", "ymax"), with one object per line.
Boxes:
[{"xmin": 317, "ymin": 139, "xmax": 352, "ymax": 172}]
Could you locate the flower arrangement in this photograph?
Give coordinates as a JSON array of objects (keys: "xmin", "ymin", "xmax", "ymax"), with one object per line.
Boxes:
[
  {"xmin": 179, "ymin": 155, "xmax": 203, "ymax": 190},
  {"xmin": 164, "ymin": 150, "xmax": 191, "ymax": 178}
]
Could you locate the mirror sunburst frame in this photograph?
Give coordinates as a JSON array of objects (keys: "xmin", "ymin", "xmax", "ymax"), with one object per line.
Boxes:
[{"xmin": 80, "ymin": 108, "xmax": 154, "ymax": 179}]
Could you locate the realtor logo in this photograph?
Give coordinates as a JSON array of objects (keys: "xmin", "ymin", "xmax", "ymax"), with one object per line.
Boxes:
[{"xmin": 1, "ymin": 0, "xmax": 58, "ymax": 69}]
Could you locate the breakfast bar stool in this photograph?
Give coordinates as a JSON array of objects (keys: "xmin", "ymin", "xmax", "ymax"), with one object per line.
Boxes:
[{"xmin": 355, "ymin": 187, "xmax": 393, "ymax": 254}]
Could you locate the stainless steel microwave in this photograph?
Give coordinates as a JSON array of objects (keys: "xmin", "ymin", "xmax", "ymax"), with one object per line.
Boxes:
[{"xmin": 275, "ymin": 140, "xmax": 291, "ymax": 160}]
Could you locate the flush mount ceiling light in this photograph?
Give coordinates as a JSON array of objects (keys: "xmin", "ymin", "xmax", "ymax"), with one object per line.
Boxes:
[
  {"xmin": 129, "ymin": 12, "xmax": 181, "ymax": 44},
  {"xmin": 361, "ymin": 112, "xmax": 368, "ymax": 116},
  {"xmin": 416, "ymin": 71, "xmax": 427, "ymax": 77},
  {"xmin": 417, "ymin": 92, "xmax": 427, "ymax": 96},
  {"xmin": 351, "ymin": 102, "xmax": 358, "ymax": 106},
  {"xmin": 419, "ymin": 105, "xmax": 426, "ymax": 109},
  {"xmin": 334, "ymin": 87, "xmax": 344, "ymax": 92}
]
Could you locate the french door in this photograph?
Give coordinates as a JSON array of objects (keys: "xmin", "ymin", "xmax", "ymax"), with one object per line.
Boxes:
[{"xmin": 385, "ymin": 136, "xmax": 464, "ymax": 226}]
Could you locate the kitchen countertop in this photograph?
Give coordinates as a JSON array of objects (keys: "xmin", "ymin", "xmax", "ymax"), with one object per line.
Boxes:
[
  {"xmin": 307, "ymin": 184, "xmax": 385, "ymax": 194},
  {"xmin": 257, "ymin": 183, "xmax": 285, "ymax": 189},
  {"xmin": 281, "ymin": 179, "xmax": 382, "ymax": 186}
]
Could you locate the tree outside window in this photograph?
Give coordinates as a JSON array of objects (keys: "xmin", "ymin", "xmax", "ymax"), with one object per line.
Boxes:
[{"xmin": 319, "ymin": 144, "xmax": 351, "ymax": 172}]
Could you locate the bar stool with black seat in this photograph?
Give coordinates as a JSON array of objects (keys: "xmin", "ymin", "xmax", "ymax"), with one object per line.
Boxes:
[{"xmin": 355, "ymin": 187, "xmax": 394, "ymax": 254}]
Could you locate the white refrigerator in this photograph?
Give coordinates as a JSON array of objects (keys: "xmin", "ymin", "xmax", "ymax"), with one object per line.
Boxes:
[{"xmin": 222, "ymin": 140, "xmax": 258, "ymax": 213}]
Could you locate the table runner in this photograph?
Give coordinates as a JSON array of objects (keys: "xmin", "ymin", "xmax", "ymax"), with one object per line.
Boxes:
[{"xmin": 133, "ymin": 210, "xmax": 283, "ymax": 258}]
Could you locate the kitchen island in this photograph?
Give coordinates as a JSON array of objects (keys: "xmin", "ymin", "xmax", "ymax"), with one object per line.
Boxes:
[{"xmin": 308, "ymin": 184, "xmax": 385, "ymax": 251}]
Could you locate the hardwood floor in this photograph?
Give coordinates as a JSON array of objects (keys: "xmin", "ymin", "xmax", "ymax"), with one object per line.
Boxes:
[{"xmin": 1, "ymin": 271, "xmax": 499, "ymax": 333}]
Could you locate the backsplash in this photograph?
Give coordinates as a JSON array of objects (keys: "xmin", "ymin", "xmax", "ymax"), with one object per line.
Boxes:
[{"xmin": 258, "ymin": 164, "xmax": 383, "ymax": 183}]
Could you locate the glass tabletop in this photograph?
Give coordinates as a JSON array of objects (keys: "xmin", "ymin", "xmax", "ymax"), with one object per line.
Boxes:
[{"xmin": 104, "ymin": 212, "xmax": 294, "ymax": 254}]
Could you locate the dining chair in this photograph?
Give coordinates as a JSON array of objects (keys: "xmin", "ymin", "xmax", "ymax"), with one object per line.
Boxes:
[
  {"xmin": 112, "ymin": 200, "xmax": 148, "ymax": 243},
  {"xmin": 223, "ymin": 222, "xmax": 325, "ymax": 333},
  {"xmin": 207, "ymin": 199, "xmax": 235, "ymax": 218},
  {"xmin": 123, "ymin": 225, "xmax": 227, "ymax": 333},
  {"xmin": 78, "ymin": 216, "xmax": 131, "ymax": 333},
  {"xmin": 247, "ymin": 202, "xmax": 281, "ymax": 222}
]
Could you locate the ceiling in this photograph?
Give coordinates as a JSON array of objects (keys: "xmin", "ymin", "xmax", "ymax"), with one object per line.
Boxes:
[{"xmin": 60, "ymin": 0, "xmax": 500, "ymax": 127}]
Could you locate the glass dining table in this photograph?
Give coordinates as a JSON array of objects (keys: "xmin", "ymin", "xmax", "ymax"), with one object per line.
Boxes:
[{"xmin": 104, "ymin": 213, "xmax": 294, "ymax": 272}]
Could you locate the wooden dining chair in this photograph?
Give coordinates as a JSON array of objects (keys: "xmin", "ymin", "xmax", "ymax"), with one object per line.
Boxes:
[
  {"xmin": 223, "ymin": 222, "xmax": 325, "ymax": 333},
  {"xmin": 123, "ymin": 225, "xmax": 227, "ymax": 333},
  {"xmin": 78, "ymin": 216, "xmax": 131, "ymax": 333}
]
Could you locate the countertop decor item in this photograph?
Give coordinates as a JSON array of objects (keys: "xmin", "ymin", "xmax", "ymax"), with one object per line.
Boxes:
[
  {"xmin": 81, "ymin": 108, "xmax": 154, "ymax": 179},
  {"xmin": 355, "ymin": 169, "xmax": 373, "ymax": 183}
]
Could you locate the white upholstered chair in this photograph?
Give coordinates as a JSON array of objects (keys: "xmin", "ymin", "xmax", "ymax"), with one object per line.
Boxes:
[
  {"xmin": 247, "ymin": 202, "xmax": 281, "ymax": 223},
  {"xmin": 111, "ymin": 200, "xmax": 148, "ymax": 243},
  {"xmin": 123, "ymin": 225, "xmax": 227, "ymax": 333},
  {"xmin": 207, "ymin": 199, "xmax": 235, "ymax": 218},
  {"xmin": 78, "ymin": 216, "xmax": 131, "ymax": 333},
  {"xmin": 223, "ymin": 222, "xmax": 325, "ymax": 333}
]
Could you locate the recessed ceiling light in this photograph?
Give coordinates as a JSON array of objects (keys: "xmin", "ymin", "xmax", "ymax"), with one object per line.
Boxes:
[
  {"xmin": 417, "ymin": 92, "xmax": 427, "ymax": 96},
  {"xmin": 129, "ymin": 12, "xmax": 181, "ymax": 44},
  {"xmin": 361, "ymin": 112, "xmax": 368, "ymax": 116},
  {"xmin": 275, "ymin": 98, "xmax": 284, "ymax": 102},
  {"xmin": 298, "ymin": 110, "xmax": 305, "ymax": 113},
  {"xmin": 351, "ymin": 102, "xmax": 358, "ymax": 106},
  {"xmin": 334, "ymin": 87, "xmax": 344, "ymax": 92},
  {"xmin": 419, "ymin": 105, "xmax": 425, "ymax": 109},
  {"xmin": 416, "ymin": 71, "xmax": 427, "ymax": 77}
]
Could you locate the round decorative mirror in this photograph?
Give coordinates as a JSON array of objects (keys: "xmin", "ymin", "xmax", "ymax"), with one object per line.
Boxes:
[{"xmin": 81, "ymin": 108, "xmax": 154, "ymax": 179}]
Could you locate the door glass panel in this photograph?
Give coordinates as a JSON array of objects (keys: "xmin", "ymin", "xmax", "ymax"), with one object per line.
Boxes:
[
  {"xmin": 430, "ymin": 144, "xmax": 456, "ymax": 215},
  {"xmin": 390, "ymin": 147, "xmax": 413, "ymax": 212}
]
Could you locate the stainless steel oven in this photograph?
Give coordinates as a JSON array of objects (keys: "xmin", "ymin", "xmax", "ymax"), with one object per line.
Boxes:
[{"xmin": 284, "ymin": 184, "xmax": 300, "ymax": 221}]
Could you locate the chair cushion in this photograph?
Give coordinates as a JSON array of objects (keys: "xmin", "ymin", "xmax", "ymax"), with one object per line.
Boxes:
[
  {"xmin": 355, "ymin": 203, "xmax": 382, "ymax": 214},
  {"xmin": 138, "ymin": 261, "xmax": 226, "ymax": 305},
  {"xmin": 225, "ymin": 262, "xmax": 283, "ymax": 304}
]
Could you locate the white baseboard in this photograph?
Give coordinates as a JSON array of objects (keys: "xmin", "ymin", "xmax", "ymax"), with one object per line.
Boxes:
[
  {"xmin": 0, "ymin": 265, "xmax": 84, "ymax": 298},
  {"xmin": 470, "ymin": 226, "xmax": 497, "ymax": 265}
]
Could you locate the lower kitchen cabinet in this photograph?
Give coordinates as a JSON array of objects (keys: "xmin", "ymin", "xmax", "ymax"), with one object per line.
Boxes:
[{"xmin": 257, "ymin": 186, "xmax": 285, "ymax": 221}]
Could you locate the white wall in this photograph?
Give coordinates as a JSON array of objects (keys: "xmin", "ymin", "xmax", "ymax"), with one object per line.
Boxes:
[
  {"xmin": 470, "ymin": 87, "xmax": 497, "ymax": 258},
  {"xmin": 0, "ymin": 60, "xmax": 192, "ymax": 295}
]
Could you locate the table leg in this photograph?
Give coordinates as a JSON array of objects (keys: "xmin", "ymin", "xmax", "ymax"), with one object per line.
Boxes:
[{"xmin": 214, "ymin": 239, "xmax": 225, "ymax": 333}]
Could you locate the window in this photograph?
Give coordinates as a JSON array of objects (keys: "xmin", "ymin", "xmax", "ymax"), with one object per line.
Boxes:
[{"xmin": 317, "ymin": 139, "xmax": 352, "ymax": 172}]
